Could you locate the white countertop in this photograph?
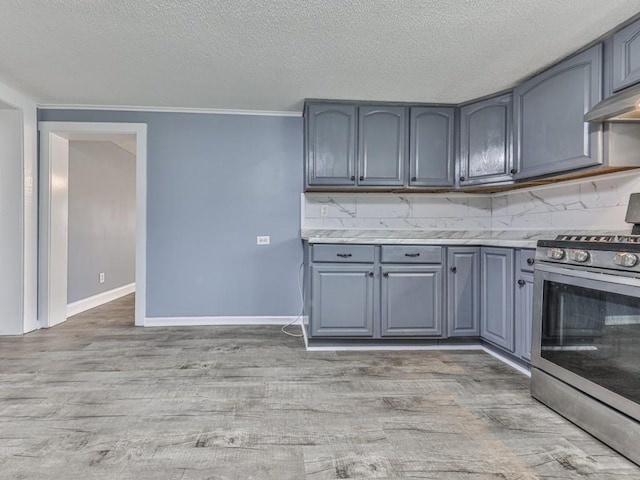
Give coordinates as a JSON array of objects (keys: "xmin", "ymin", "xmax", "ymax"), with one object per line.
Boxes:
[{"xmin": 300, "ymin": 229, "xmax": 615, "ymax": 249}]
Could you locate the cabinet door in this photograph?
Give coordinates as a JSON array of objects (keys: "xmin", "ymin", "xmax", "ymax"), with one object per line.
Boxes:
[
  {"xmin": 409, "ymin": 107, "xmax": 455, "ymax": 187},
  {"xmin": 358, "ymin": 106, "xmax": 406, "ymax": 186},
  {"xmin": 513, "ymin": 44, "xmax": 602, "ymax": 179},
  {"xmin": 306, "ymin": 104, "xmax": 357, "ymax": 186},
  {"xmin": 380, "ymin": 266, "xmax": 443, "ymax": 337},
  {"xmin": 459, "ymin": 95, "xmax": 513, "ymax": 186},
  {"xmin": 310, "ymin": 265, "xmax": 374, "ymax": 337},
  {"xmin": 447, "ymin": 247, "xmax": 480, "ymax": 337},
  {"xmin": 515, "ymin": 272, "xmax": 534, "ymax": 362},
  {"xmin": 613, "ymin": 19, "xmax": 640, "ymax": 92},
  {"xmin": 481, "ymin": 248, "xmax": 514, "ymax": 351}
]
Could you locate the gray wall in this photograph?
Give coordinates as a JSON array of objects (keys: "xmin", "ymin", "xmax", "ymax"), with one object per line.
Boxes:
[
  {"xmin": 40, "ymin": 109, "xmax": 304, "ymax": 318},
  {"xmin": 68, "ymin": 140, "xmax": 136, "ymax": 303}
]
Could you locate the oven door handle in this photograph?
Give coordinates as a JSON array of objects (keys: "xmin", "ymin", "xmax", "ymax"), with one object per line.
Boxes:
[{"xmin": 534, "ymin": 262, "xmax": 640, "ymax": 287}]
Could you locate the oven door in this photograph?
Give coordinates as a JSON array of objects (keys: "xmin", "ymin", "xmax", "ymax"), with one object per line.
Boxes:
[{"xmin": 532, "ymin": 263, "xmax": 640, "ymax": 422}]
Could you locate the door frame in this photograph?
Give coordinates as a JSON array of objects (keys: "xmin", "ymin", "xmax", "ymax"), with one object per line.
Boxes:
[{"xmin": 38, "ymin": 121, "xmax": 147, "ymax": 327}]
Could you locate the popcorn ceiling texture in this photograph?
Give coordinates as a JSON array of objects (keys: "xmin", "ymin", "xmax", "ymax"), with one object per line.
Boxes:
[
  {"xmin": 2, "ymin": 0, "xmax": 640, "ymax": 111},
  {"xmin": 303, "ymin": 171, "xmax": 640, "ymax": 233}
]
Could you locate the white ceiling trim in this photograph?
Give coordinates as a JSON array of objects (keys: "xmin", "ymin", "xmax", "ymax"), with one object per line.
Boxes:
[{"xmin": 38, "ymin": 104, "xmax": 302, "ymax": 117}]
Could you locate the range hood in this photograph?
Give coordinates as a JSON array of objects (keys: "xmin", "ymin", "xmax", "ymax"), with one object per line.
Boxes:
[{"xmin": 585, "ymin": 83, "xmax": 640, "ymax": 122}]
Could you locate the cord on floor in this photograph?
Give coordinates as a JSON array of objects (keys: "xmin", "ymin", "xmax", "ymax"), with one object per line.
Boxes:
[{"xmin": 281, "ymin": 262, "xmax": 304, "ymax": 337}]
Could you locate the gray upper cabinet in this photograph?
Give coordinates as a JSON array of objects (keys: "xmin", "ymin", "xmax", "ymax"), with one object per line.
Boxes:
[
  {"xmin": 513, "ymin": 44, "xmax": 603, "ymax": 180},
  {"xmin": 380, "ymin": 265, "xmax": 443, "ymax": 337},
  {"xmin": 481, "ymin": 247, "xmax": 515, "ymax": 352},
  {"xmin": 310, "ymin": 265, "xmax": 374, "ymax": 337},
  {"xmin": 306, "ymin": 104, "xmax": 357, "ymax": 187},
  {"xmin": 612, "ymin": 18, "xmax": 640, "ymax": 92},
  {"xmin": 409, "ymin": 107, "xmax": 455, "ymax": 187},
  {"xmin": 447, "ymin": 247, "xmax": 480, "ymax": 337},
  {"xmin": 358, "ymin": 106, "xmax": 407, "ymax": 186},
  {"xmin": 459, "ymin": 95, "xmax": 513, "ymax": 186}
]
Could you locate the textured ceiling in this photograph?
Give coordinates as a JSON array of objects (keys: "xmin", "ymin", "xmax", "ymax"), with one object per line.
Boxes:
[{"xmin": 2, "ymin": 0, "xmax": 640, "ymax": 113}]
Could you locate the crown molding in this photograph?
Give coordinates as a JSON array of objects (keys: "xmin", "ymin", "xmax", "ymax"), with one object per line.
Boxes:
[{"xmin": 38, "ymin": 103, "xmax": 302, "ymax": 117}]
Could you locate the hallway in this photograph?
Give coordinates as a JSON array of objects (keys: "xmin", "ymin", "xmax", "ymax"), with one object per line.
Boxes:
[{"xmin": 0, "ymin": 294, "xmax": 638, "ymax": 479}]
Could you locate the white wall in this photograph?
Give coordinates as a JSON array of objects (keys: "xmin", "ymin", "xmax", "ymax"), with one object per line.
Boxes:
[{"xmin": 0, "ymin": 81, "xmax": 37, "ymax": 335}]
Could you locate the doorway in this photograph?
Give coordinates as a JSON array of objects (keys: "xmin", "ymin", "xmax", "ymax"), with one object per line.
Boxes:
[{"xmin": 39, "ymin": 122, "xmax": 147, "ymax": 328}]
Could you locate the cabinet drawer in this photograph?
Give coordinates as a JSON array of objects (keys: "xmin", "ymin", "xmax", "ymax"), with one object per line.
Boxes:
[
  {"xmin": 312, "ymin": 244, "xmax": 375, "ymax": 263},
  {"xmin": 381, "ymin": 245, "xmax": 442, "ymax": 264},
  {"xmin": 519, "ymin": 249, "xmax": 536, "ymax": 272}
]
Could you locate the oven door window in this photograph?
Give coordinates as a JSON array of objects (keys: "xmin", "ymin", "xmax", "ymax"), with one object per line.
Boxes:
[{"xmin": 542, "ymin": 280, "xmax": 640, "ymax": 403}]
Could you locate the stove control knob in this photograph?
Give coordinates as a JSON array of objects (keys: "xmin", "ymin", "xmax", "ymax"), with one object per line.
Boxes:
[
  {"xmin": 569, "ymin": 249, "xmax": 590, "ymax": 263},
  {"xmin": 614, "ymin": 252, "xmax": 639, "ymax": 268},
  {"xmin": 547, "ymin": 248, "xmax": 565, "ymax": 260}
]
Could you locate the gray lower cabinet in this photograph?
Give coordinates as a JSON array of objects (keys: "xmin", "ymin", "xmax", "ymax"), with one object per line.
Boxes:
[
  {"xmin": 513, "ymin": 44, "xmax": 603, "ymax": 179},
  {"xmin": 612, "ymin": 18, "xmax": 640, "ymax": 92},
  {"xmin": 459, "ymin": 94, "xmax": 513, "ymax": 186},
  {"xmin": 409, "ymin": 107, "xmax": 455, "ymax": 187},
  {"xmin": 380, "ymin": 266, "xmax": 443, "ymax": 337},
  {"xmin": 358, "ymin": 106, "xmax": 407, "ymax": 186},
  {"xmin": 306, "ymin": 103, "xmax": 357, "ymax": 187},
  {"xmin": 514, "ymin": 248, "xmax": 535, "ymax": 361},
  {"xmin": 515, "ymin": 271, "xmax": 534, "ymax": 362},
  {"xmin": 310, "ymin": 265, "xmax": 374, "ymax": 337},
  {"xmin": 447, "ymin": 247, "xmax": 480, "ymax": 336},
  {"xmin": 480, "ymin": 247, "xmax": 515, "ymax": 352}
]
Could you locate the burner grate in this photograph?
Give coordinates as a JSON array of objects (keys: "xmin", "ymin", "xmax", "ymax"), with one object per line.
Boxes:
[
  {"xmin": 554, "ymin": 234, "xmax": 640, "ymax": 243},
  {"xmin": 554, "ymin": 234, "xmax": 616, "ymax": 242}
]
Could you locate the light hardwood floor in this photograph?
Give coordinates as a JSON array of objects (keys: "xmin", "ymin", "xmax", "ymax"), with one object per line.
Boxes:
[{"xmin": 0, "ymin": 293, "xmax": 638, "ymax": 479}]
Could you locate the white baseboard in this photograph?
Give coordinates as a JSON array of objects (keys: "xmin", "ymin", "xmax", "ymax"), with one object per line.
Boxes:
[
  {"xmin": 67, "ymin": 283, "xmax": 135, "ymax": 318},
  {"xmin": 305, "ymin": 344, "xmax": 484, "ymax": 352},
  {"xmin": 482, "ymin": 346, "xmax": 531, "ymax": 377},
  {"xmin": 144, "ymin": 316, "xmax": 299, "ymax": 327}
]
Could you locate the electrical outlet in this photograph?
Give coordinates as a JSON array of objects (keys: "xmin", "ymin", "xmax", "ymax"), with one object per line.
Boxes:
[
  {"xmin": 320, "ymin": 205, "xmax": 329, "ymax": 217},
  {"xmin": 256, "ymin": 235, "xmax": 270, "ymax": 245},
  {"xmin": 99, "ymin": 272, "xmax": 105, "ymax": 284}
]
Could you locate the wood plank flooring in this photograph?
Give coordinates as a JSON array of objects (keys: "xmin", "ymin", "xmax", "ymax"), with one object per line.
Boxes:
[{"xmin": 1, "ymin": 293, "xmax": 638, "ymax": 479}]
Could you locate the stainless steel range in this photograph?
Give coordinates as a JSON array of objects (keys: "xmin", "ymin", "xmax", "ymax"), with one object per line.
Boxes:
[{"xmin": 531, "ymin": 233, "xmax": 640, "ymax": 465}]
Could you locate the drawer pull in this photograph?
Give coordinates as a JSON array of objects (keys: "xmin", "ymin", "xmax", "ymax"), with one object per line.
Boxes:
[
  {"xmin": 350, "ymin": 175, "xmax": 355, "ymax": 181},
  {"xmin": 383, "ymin": 272, "xmax": 389, "ymax": 278},
  {"xmin": 336, "ymin": 253, "xmax": 352, "ymax": 258},
  {"xmin": 405, "ymin": 253, "xmax": 420, "ymax": 257},
  {"xmin": 368, "ymin": 271, "xmax": 374, "ymax": 277},
  {"xmin": 526, "ymin": 258, "xmax": 535, "ymax": 266},
  {"xmin": 450, "ymin": 266, "xmax": 457, "ymax": 273},
  {"xmin": 517, "ymin": 279, "xmax": 526, "ymax": 287}
]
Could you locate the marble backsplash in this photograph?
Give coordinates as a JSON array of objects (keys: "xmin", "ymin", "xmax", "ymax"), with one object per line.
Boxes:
[{"xmin": 302, "ymin": 170, "xmax": 640, "ymax": 234}]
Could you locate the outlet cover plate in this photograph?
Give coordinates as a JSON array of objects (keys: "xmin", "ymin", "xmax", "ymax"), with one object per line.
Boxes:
[{"xmin": 257, "ymin": 235, "xmax": 270, "ymax": 245}]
